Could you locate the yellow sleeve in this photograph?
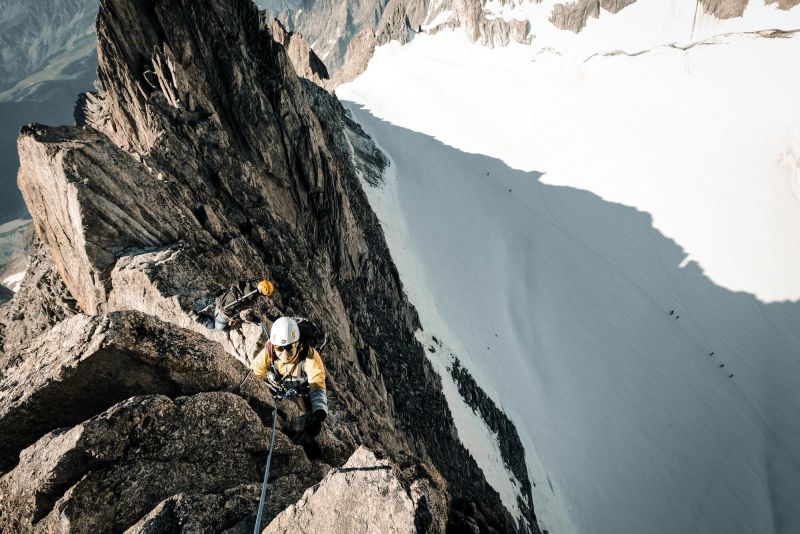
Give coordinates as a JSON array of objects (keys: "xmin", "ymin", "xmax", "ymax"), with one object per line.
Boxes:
[
  {"xmin": 251, "ymin": 345, "xmax": 272, "ymax": 379},
  {"xmin": 305, "ymin": 348, "xmax": 327, "ymax": 391}
]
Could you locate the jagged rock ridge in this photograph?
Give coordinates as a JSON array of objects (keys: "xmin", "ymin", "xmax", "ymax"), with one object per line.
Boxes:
[{"xmin": 1, "ymin": 0, "xmax": 539, "ymax": 532}]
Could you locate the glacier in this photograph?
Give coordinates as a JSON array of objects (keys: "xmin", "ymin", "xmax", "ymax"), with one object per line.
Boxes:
[{"xmin": 338, "ymin": 14, "xmax": 800, "ymax": 534}]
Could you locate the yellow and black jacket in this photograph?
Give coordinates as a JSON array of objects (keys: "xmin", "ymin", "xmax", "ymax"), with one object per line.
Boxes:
[{"xmin": 251, "ymin": 343, "xmax": 327, "ymax": 413}]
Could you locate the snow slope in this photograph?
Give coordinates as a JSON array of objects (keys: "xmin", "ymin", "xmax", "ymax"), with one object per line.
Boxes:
[{"xmin": 338, "ymin": 26, "xmax": 800, "ymax": 534}]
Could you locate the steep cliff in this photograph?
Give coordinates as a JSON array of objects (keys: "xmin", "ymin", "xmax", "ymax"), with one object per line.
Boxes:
[{"xmin": 1, "ymin": 0, "xmax": 538, "ymax": 531}]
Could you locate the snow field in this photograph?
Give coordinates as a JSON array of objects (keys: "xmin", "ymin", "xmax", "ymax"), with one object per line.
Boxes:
[{"xmin": 338, "ymin": 24, "xmax": 800, "ymax": 534}]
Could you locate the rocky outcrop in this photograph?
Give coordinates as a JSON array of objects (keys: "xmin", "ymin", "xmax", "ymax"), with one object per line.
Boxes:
[
  {"xmin": 376, "ymin": 0, "xmax": 419, "ymax": 46},
  {"xmin": 264, "ymin": 446, "xmax": 447, "ymax": 533},
  {"xmin": 699, "ymin": 0, "xmax": 748, "ymax": 18},
  {"xmin": 429, "ymin": 0, "xmax": 531, "ymax": 46},
  {"xmin": 331, "ymin": 27, "xmax": 378, "ymax": 87},
  {"xmin": 602, "ymin": 0, "xmax": 638, "ymax": 13},
  {"xmin": 123, "ymin": 485, "xmax": 262, "ymax": 533},
  {"xmin": 0, "ymin": 239, "xmax": 78, "ymax": 360},
  {"xmin": 301, "ymin": 79, "xmax": 388, "ymax": 189},
  {"xmin": 124, "ymin": 485, "xmax": 261, "ymax": 534},
  {"xmin": 550, "ymin": 0, "xmax": 637, "ymax": 33},
  {"xmin": 0, "ymin": 393, "xmax": 301, "ymax": 534},
  {"xmin": 450, "ymin": 358, "xmax": 536, "ymax": 522},
  {"xmin": 331, "ymin": 0, "xmax": 534, "ymax": 85},
  {"xmin": 4, "ymin": 0, "xmax": 538, "ymax": 531},
  {"xmin": 0, "ymin": 311, "xmax": 276, "ymax": 473},
  {"xmin": 17, "ymin": 125, "xmax": 188, "ymax": 313},
  {"xmin": 265, "ymin": 0, "xmax": 395, "ymax": 73},
  {"xmin": 766, "ymin": 0, "xmax": 800, "ymax": 9},
  {"xmin": 270, "ymin": 18, "xmax": 330, "ymax": 87}
]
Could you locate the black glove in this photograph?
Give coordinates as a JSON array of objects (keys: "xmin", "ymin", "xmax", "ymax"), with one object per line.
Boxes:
[{"xmin": 304, "ymin": 409, "xmax": 326, "ymax": 437}]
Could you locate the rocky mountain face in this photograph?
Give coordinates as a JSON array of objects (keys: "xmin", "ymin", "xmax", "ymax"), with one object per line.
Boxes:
[
  {"xmin": 265, "ymin": 0, "xmax": 800, "ymax": 85},
  {"xmin": 0, "ymin": 0, "xmax": 99, "ymax": 255},
  {"xmin": 546, "ymin": 0, "xmax": 800, "ymax": 33},
  {"xmin": 0, "ymin": 0, "xmax": 539, "ymax": 532},
  {"xmin": 270, "ymin": 18, "xmax": 330, "ymax": 86},
  {"xmin": 267, "ymin": 0, "xmax": 535, "ymax": 84},
  {"xmin": 260, "ymin": 0, "xmax": 393, "ymax": 72},
  {"xmin": 549, "ymin": 0, "xmax": 637, "ymax": 32}
]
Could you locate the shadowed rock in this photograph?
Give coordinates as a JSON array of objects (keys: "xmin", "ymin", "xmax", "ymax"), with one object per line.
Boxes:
[
  {"xmin": 0, "ymin": 392, "xmax": 309, "ymax": 533},
  {"xmin": 0, "ymin": 285, "xmax": 12, "ymax": 304},
  {"xmin": 0, "ymin": 239, "xmax": 78, "ymax": 359},
  {"xmin": 123, "ymin": 485, "xmax": 262, "ymax": 534},
  {"xmin": 0, "ymin": 310, "xmax": 274, "ymax": 474}
]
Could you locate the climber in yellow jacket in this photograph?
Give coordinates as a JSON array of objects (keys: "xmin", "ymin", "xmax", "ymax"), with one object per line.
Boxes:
[{"xmin": 251, "ymin": 317, "xmax": 328, "ymax": 440}]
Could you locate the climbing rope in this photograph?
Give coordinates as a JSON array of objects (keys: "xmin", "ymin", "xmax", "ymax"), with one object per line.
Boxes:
[
  {"xmin": 253, "ymin": 408, "xmax": 278, "ymax": 534},
  {"xmin": 251, "ymin": 317, "xmax": 324, "ymax": 531}
]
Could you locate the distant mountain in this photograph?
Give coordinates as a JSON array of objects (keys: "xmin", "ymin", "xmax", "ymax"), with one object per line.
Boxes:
[
  {"xmin": 262, "ymin": 0, "xmax": 800, "ymax": 81},
  {"xmin": 0, "ymin": 0, "xmax": 99, "ymax": 225},
  {"xmin": 260, "ymin": 0, "xmax": 391, "ymax": 72},
  {"xmin": 0, "ymin": 0, "xmax": 98, "ymax": 100}
]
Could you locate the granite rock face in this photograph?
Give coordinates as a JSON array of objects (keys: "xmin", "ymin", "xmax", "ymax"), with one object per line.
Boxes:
[
  {"xmin": 0, "ymin": 239, "xmax": 78, "ymax": 361},
  {"xmin": 3, "ymin": 0, "xmax": 538, "ymax": 531},
  {"xmin": 270, "ymin": 18, "xmax": 330, "ymax": 87},
  {"xmin": 264, "ymin": 446, "xmax": 448, "ymax": 533},
  {"xmin": 0, "ymin": 392, "xmax": 303, "ymax": 534}
]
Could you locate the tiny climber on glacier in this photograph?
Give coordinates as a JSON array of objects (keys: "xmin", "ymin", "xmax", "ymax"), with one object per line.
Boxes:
[{"xmin": 251, "ymin": 316, "xmax": 328, "ymax": 456}]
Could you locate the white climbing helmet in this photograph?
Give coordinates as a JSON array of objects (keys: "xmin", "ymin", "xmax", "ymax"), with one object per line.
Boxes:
[{"xmin": 269, "ymin": 317, "xmax": 300, "ymax": 347}]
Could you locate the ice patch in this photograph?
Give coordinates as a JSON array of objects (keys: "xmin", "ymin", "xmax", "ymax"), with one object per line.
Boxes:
[{"xmin": 3, "ymin": 271, "xmax": 25, "ymax": 292}]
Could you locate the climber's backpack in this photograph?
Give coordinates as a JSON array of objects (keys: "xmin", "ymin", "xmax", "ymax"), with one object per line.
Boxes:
[
  {"xmin": 214, "ymin": 281, "xmax": 255, "ymax": 317},
  {"xmin": 294, "ymin": 316, "xmax": 327, "ymax": 351}
]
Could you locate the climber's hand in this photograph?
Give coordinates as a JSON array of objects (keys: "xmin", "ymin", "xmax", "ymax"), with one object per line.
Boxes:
[{"xmin": 313, "ymin": 409, "xmax": 327, "ymax": 423}]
